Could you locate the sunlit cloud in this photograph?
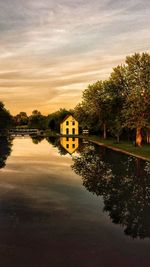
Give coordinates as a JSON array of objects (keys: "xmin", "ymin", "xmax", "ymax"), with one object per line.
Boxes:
[{"xmin": 0, "ymin": 0, "xmax": 149, "ymax": 114}]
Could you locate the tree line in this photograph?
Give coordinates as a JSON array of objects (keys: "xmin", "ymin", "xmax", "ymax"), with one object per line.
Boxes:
[
  {"xmin": 74, "ymin": 52, "xmax": 150, "ymax": 146},
  {"xmin": 0, "ymin": 52, "xmax": 150, "ymax": 146}
]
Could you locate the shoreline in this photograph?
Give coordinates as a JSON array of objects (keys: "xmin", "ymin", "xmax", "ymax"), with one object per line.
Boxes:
[{"xmin": 89, "ymin": 139, "xmax": 150, "ymax": 162}]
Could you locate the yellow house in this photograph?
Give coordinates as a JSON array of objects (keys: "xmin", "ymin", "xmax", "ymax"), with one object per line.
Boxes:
[
  {"xmin": 60, "ymin": 137, "xmax": 79, "ymax": 154},
  {"xmin": 60, "ymin": 115, "xmax": 79, "ymax": 135}
]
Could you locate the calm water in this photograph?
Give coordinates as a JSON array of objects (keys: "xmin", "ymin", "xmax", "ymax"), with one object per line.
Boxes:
[{"xmin": 0, "ymin": 136, "xmax": 150, "ymax": 267}]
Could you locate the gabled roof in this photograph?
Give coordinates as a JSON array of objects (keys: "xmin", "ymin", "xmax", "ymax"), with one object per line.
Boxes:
[
  {"xmin": 60, "ymin": 114, "xmax": 77, "ymax": 124},
  {"xmin": 62, "ymin": 145, "xmax": 78, "ymax": 155}
]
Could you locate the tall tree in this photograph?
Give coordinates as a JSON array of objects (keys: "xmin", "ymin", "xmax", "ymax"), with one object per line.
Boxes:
[
  {"xmin": 106, "ymin": 66, "xmax": 127, "ymax": 142},
  {"xmin": 73, "ymin": 103, "xmax": 94, "ymax": 132},
  {"xmin": 0, "ymin": 101, "xmax": 12, "ymax": 131},
  {"xmin": 82, "ymin": 81, "xmax": 111, "ymax": 138},
  {"xmin": 122, "ymin": 53, "xmax": 150, "ymax": 146}
]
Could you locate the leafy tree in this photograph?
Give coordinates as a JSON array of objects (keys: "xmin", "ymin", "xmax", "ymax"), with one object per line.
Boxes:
[
  {"xmin": 82, "ymin": 81, "xmax": 111, "ymax": 138},
  {"xmin": 28, "ymin": 110, "xmax": 47, "ymax": 129},
  {"xmin": 14, "ymin": 112, "xmax": 28, "ymax": 126},
  {"xmin": 32, "ymin": 110, "xmax": 41, "ymax": 116},
  {"xmin": 122, "ymin": 53, "xmax": 150, "ymax": 146},
  {"xmin": 73, "ymin": 103, "xmax": 96, "ymax": 133},
  {"xmin": 0, "ymin": 101, "xmax": 13, "ymax": 131},
  {"xmin": 106, "ymin": 66, "xmax": 127, "ymax": 142},
  {"xmin": 47, "ymin": 108, "xmax": 70, "ymax": 132}
]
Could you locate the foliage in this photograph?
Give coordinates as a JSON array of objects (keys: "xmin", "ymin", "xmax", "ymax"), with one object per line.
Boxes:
[
  {"xmin": 82, "ymin": 81, "xmax": 112, "ymax": 138},
  {"xmin": 74, "ymin": 52, "xmax": 150, "ymax": 146},
  {"xmin": 47, "ymin": 108, "xmax": 71, "ymax": 132},
  {"xmin": 72, "ymin": 143, "xmax": 150, "ymax": 238},
  {"xmin": 122, "ymin": 53, "xmax": 150, "ymax": 130},
  {"xmin": 28, "ymin": 111, "xmax": 47, "ymax": 130},
  {"xmin": 14, "ymin": 112, "xmax": 28, "ymax": 126},
  {"xmin": 0, "ymin": 101, "xmax": 13, "ymax": 131}
]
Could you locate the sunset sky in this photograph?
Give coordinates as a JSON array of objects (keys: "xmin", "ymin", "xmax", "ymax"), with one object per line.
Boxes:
[{"xmin": 0, "ymin": 0, "xmax": 149, "ymax": 115}]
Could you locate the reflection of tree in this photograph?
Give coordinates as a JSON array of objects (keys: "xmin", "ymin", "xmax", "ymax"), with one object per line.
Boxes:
[
  {"xmin": 30, "ymin": 135, "xmax": 45, "ymax": 144},
  {"xmin": 0, "ymin": 137, "xmax": 13, "ymax": 169},
  {"xmin": 46, "ymin": 137, "xmax": 68, "ymax": 155},
  {"xmin": 72, "ymin": 144, "xmax": 150, "ymax": 239},
  {"xmin": 72, "ymin": 146, "xmax": 113, "ymax": 195}
]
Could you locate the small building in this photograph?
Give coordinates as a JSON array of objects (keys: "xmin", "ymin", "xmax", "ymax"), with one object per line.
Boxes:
[
  {"xmin": 60, "ymin": 137, "xmax": 79, "ymax": 154},
  {"xmin": 60, "ymin": 115, "xmax": 79, "ymax": 135}
]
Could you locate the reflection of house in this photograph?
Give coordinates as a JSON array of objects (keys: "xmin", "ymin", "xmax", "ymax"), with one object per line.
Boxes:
[
  {"xmin": 60, "ymin": 115, "xmax": 79, "ymax": 135},
  {"xmin": 60, "ymin": 137, "xmax": 79, "ymax": 154}
]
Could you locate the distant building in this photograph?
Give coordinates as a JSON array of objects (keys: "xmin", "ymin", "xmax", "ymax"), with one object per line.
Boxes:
[
  {"xmin": 60, "ymin": 115, "xmax": 79, "ymax": 135},
  {"xmin": 60, "ymin": 137, "xmax": 79, "ymax": 154}
]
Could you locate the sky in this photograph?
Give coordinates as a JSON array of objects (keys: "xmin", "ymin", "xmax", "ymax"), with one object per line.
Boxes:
[{"xmin": 0, "ymin": 0, "xmax": 149, "ymax": 115}]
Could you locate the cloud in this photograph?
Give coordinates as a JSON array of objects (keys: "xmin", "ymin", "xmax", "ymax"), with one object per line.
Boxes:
[{"xmin": 0, "ymin": 0, "xmax": 149, "ymax": 114}]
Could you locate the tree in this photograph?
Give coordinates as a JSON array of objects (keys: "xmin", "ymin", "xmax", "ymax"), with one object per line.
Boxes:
[
  {"xmin": 28, "ymin": 110, "xmax": 46, "ymax": 129},
  {"xmin": 106, "ymin": 66, "xmax": 127, "ymax": 142},
  {"xmin": 122, "ymin": 53, "xmax": 150, "ymax": 146},
  {"xmin": 32, "ymin": 110, "xmax": 41, "ymax": 116},
  {"xmin": 47, "ymin": 108, "xmax": 70, "ymax": 132},
  {"xmin": 82, "ymin": 81, "xmax": 111, "ymax": 138},
  {"xmin": 14, "ymin": 112, "xmax": 28, "ymax": 126},
  {"xmin": 73, "ymin": 103, "xmax": 95, "ymax": 133},
  {"xmin": 0, "ymin": 101, "xmax": 13, "ymax": 131}
]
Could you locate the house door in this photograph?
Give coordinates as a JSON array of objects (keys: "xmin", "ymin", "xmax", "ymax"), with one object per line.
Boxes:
[
  {"xmin": 72, "ymin": 128, "xmax": 75, "ymax": 135},
  {"xmin": 66, "ymin": 128, "xmax": 69, "ymax": 135}
]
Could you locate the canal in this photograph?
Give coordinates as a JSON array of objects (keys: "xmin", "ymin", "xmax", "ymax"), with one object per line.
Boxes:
[{"xmin": 0, "ymin": 136, "xmax": 150, "ymax": 267}]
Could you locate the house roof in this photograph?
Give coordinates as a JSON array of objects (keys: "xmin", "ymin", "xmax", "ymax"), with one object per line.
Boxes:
[{"xmin": 60, "ymin": 114, "xmax": 77, "ymax": 124}]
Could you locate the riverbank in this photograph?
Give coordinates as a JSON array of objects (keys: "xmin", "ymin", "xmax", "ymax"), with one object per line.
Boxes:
[{"xmin": 88, "ymin": 136, "xmax": 150, "ymax": 162}]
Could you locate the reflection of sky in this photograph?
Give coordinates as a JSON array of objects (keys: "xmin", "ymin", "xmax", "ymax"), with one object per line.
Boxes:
[
  {"xmin": 0, "ymin": 0, "xmax": 149, "ymax": 114},
  {"xmin": 5, "ymin": 137, "xmax": 77, "ymax": 177},
  {"xmin": 0, "ymin": 137, "xmax": 150, "ymax": 266},
  {"xmin": 0, "ymin": 137, "xmax": 105, "ymax": 223}
]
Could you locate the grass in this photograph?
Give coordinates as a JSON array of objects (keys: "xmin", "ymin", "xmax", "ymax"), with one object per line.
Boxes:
[{"xmin": 88, "ymin": 135, "xmax": 150, "ymax": 160}]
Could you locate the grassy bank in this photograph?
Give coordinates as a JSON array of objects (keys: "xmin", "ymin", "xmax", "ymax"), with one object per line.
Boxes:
[{"xmin": 88, "ymin": 135, "xmax": 150, "ymax": 161}]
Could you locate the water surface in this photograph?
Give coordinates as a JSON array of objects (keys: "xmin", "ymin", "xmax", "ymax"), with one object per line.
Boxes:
[{"xmin": 0, "ymin": 137, "xmax": 150, "ymax": 267}]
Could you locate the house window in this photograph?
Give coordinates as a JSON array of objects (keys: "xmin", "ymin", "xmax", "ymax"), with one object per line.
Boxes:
[
  {"xmin": 66, "ymin": 121, "xmax": 69, "ymax": 125},
  {"xmin": 72, "ymin": 144, "xmax": 75, "ymax": 148},
  {"xmin": 66, "ymin": 137, "xmax": 69, "ymax": 141},
  {"xmin": 66, "ymin": 128, "xmax": 69, "ymax": 135},
  {"xmin": 72, "ymin": 137, "xmax": 75, "ymax": 141},
  {"xmin": 72, "ymin": 128, "xmax": 75, "ymax": 135},
  {"xmin": 72, "ymin": 121, "xmax": 75, "ymax": 125},
  {"xmin": 66, "ymin": 144, "xmax": 69, "ymax": 148}
]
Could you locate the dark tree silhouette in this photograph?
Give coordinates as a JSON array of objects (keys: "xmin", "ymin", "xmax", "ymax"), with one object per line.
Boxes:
[
  {"xmin": 46, "ymin": 137, "xmax": 68, "ymax": 155},
  {"xmin": 72, "ymin": 143, "xmax": 150, "ymax": 239},
  {"xmin": 0, "ymin": 137, "xmax": 13, "ymax": 169}
]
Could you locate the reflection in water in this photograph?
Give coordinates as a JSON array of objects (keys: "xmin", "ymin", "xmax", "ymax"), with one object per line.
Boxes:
[
  {"xmin": 72, "ymin": 144, "xmax": 150, "ymax": 239},
  {"xmin": 60, "ymin": 137, "xmax": 79, "ymax": 154},
  {"xmin": 0, "ymin": 136, "xmax": 150, "ymax": 241},
  {"xmin": 47, "ymin": 136, "xmax": 68, "ymax": 155},
  {"xmin": 0, "ymin": 137, "xmax": 13, "ymax": 169},
  {"xmin": 0, "ymin": 137, "xmax": 150, "ymax": 266},
  {"xmin": 30, "ymin": 135, "xmax": 45, "ymax": 144}
]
